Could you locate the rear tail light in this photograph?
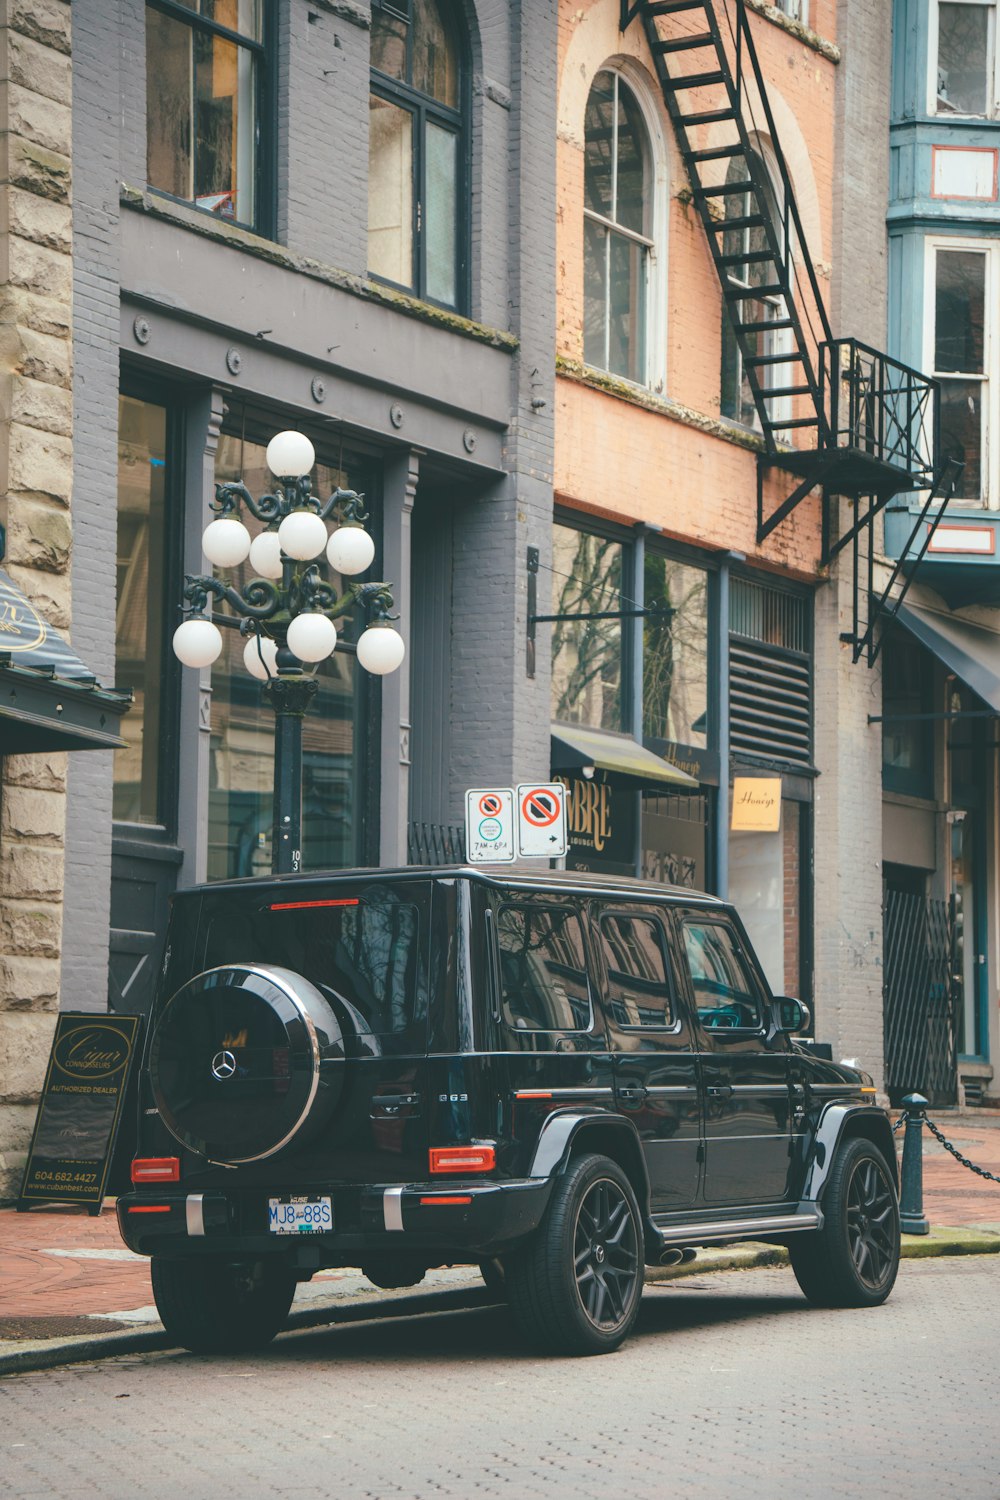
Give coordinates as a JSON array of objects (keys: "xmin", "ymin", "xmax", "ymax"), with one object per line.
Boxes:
[
  {"xmin": 131, "ymin": 1157, "xmax": 180, "ymax": 1183},
  {"xmin": 428, "ymin": 1145, "xmax": 496, "ymax": 1174},
  {"xmin": 127, "ymin": 1205, "xmax": 172, "ymax": 1214},
  {"xmin": 419, "ymin": 1196, "xmax": 473, "ymax": 1206}
]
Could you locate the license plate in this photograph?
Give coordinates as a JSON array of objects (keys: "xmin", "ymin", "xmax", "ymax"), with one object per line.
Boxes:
[{"xmin": 267, "ymin": 1196, "xmax": 333, "ymax": 1234}]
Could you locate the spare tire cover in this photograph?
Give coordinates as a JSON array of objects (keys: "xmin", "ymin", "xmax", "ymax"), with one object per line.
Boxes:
[{"xmin": 150, "ymin": 965, "xmax": 345, "ymax": 1164}]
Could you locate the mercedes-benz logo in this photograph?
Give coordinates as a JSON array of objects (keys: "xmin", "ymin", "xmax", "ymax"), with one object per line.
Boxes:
[{"xmin": 211, "ymin": 1049, "xmax": 237, "ymax": 1081}]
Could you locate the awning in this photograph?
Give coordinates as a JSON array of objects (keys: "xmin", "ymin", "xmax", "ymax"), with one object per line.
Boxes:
[
  {"xmin": 551, "ymin": 722, "xmax": 699, "ymax": 789},
  {"xmin": 894, "ymin": 601, "xmax": 1000, "ymax": 715},
  {"xmin": 0, "ymin": 568, "xmax": 130, "ymax": 753}
]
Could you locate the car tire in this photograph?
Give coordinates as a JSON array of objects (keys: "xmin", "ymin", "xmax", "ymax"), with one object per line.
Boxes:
[
  {"xmin": 151, "ymin": 1255, "xmax": 296, "ymax": 1354},
  {"xmin": 788, "ymin": 1137, "xmax": 900, "ymax": 1308},
  {"xmin": 505, "ymin": 1153, "xmax": 644, "ymax": 1356}
]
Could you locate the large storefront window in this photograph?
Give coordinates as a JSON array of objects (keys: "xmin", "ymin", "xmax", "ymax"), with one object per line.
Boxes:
[
  {"xmin": 209, "ymin": 429, "xmax": 376, "ymax": 880},
  {"xmin": 642, "ymin": 552, "xmax": 708, "ymax": 749},
  {"xmin": 550, "ymin": 523, "xmax": 626, "ymax": 731},
  {"xmin": 115, "ymin": 394, "xmax": 172, "ymax": 826}
]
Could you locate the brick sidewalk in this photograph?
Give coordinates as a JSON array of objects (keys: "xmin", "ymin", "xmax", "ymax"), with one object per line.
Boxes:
[{"xmin": 2, "ymin": 1111, "xmax": 998, "ymax": 1337}]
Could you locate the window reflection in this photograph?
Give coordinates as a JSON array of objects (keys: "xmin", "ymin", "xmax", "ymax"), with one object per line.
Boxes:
[
  {"xmin": 642, "ymin": 554, "xmax": 708, "ymax": 748},
  {"xmin": 114, "ymin": 395, "xmax": 168, "ymax": 826},
  {"xmin": 550, "ymin": 524, "xmax": 624, "ymax": 732},
  {"xmin": 145, "ymin": 0, "xmax": 262, "ymax": 225}
]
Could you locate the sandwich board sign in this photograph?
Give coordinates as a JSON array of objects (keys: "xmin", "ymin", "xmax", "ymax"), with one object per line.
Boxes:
[
  {"xmin": 516, "ymin": 782, "xmax": 567, "ymax": 858},
  {"xmin": 464, "ymin": 788, "xmax": 516, "ymax": 863}
]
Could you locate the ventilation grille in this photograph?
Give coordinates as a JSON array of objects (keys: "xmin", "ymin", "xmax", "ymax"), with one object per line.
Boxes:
[{"xmin": 730, "ymin": 637, "xmax": 812, "ymax": 767}]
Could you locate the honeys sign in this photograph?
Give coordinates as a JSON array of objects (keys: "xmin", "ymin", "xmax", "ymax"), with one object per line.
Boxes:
[
  {"xmin": 18, "ymin": 1013, "xmax": 142, "ymax": 1214},
  {"xmin": 730, "ymin": 777, "xmax": 782, "ymax": 833}
]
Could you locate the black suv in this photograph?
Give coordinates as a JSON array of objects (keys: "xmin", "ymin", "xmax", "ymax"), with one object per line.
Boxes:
[{"xmin": 117, "ymin": 867, "xmax": 900, "ymax": 1356}]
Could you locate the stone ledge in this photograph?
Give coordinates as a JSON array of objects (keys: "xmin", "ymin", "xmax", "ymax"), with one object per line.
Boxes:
[
  {"xmin": 745, "ymin": 0, "xmax": 840, "ymax": 63},
  {"xmin": 120, "ymin": 186, "xmax": 520, "ymax": 354}
]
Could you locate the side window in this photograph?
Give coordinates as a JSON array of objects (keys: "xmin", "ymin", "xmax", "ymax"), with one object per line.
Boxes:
[
  {"xmin": 496, "ymin": 904, "xmax": 592, "ymax": 1033},
  {"xmin": 681, "ymin": 920, "xmax": 763, "ymax": 1031},
  {"xmin": 598, "ymin": 911, "xmax": 675, "ymax": 1029}
]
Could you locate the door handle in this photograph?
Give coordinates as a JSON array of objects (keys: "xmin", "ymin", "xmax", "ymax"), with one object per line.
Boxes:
[
  {"xmin": 707, "ymin": 1085, "xmax": 733, "ymax": 1099},
  {"xmin": 618, "ymin": 1085, "xmax": 648, "ymax": 1107},
  {"xmin": 371, "ymin": 1093, "xmax": 421, "ymax": 1117}
]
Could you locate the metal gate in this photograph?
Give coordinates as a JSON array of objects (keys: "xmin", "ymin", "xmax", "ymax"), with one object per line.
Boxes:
[{"xmin": 883, "ymin": 889, "xmax": 957, "ymax": 1108}]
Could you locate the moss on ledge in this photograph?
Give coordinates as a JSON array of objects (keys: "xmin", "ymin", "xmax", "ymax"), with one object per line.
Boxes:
[
  {"xmin": 556, "ymin": 357, "xmax": 767, "ymax": 455},
  {"xmin": 119, "ymin": 185, "xmax": 519, "ymax": 353},
  {"xmin": 745, "ymin": 0, "xmax": 841, "ymax": 63}
]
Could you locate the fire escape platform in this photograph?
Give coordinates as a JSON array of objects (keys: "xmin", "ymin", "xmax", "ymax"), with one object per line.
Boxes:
[{"xmin": 767, "ymin": 445, "xmax": 930, "ymax": 501}]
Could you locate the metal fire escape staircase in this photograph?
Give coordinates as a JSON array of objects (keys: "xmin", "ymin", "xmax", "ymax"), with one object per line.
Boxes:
[{"xmin": 620, "ymin": 0, "xmax": 962, "ymax": 664}]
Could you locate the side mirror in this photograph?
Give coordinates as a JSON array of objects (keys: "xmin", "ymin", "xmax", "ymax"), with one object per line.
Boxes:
[{"xmin": 772, "ymin": 995, "xmax": 811, "ymax": 1034}]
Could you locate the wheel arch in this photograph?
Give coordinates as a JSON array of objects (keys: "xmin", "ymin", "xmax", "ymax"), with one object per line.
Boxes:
[
  {"xmin": 529, "ymin": 1110, "xmax": 651, "ymax": 1216},
  {"xmin": 801, "ymin": 1104, "xmax": 899, "ymax": 1204}
]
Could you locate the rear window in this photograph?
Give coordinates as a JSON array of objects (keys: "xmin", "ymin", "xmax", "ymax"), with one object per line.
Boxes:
[{"xmin": 195, "ymin": 883, "xmax": 428, "ymax": 1048}]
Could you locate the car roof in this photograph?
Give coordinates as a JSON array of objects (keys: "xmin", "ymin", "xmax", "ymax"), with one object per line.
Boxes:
[{"xmin": 174, "ymin": 864, "xmax": 727, "ymax": 911}]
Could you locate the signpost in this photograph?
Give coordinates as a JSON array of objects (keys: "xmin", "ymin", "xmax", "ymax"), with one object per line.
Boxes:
[
  {"xmin": 464, "ymin": 788, "xmax": 516, "ymax": 863},
  {"xmin": 516, "ymin": 782, "xmax": 567, "ymax": 858}
]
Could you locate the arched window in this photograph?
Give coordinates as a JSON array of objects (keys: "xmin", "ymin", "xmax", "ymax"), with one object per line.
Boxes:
[
  {"xmin": 368, "ymin": 0, "xmax": 465, "ymax": 310},
  {"xmin": 720, "ymin": 146, "xmax": 790, "ymax": 429},
  {"xmin": 583, "ymin": 70, "xmax": 654, "ymax": 384}
]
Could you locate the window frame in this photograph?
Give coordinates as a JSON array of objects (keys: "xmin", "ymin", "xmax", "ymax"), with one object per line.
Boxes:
[
  {"xmin": 494, "ymin": 899, "xmax": 595, "ymax": 1036},
  {"xmin": 114, "ymin": 372, "xmax": 187, "ymax": 842},
  {"xmin": 596, "ymin": 907, "xmax": 681, "ymax": 1033},
  {"xmin": 678, "ymin": 915, "xmax": 768, "ymax": 1036},
  {"xmin": 581, "ymin": 65, "xmax": 669, "ymax": 393},
  {"xmin": 923, "ymin": 235, "xmax": 998, "ymax": 508},
  {"xmin": 550, "ymin": 510, "xmax": 638, "ymax": 737},
  {"xmin": 928, "ymin": 0, "xmax": 1000, "ymax": 119},
  {"xmin": 368, "ymin": 0, "xmax": 469, "ymax": 313},
  {"xmin": 144, "ymin": 0, "xmax": 276, "ymax": 238}
]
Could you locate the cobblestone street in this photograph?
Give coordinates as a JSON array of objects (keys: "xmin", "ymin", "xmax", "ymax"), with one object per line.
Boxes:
[{"xmin": 2, "ymin": 1257, "xmax": 997, "ymax": 1500}]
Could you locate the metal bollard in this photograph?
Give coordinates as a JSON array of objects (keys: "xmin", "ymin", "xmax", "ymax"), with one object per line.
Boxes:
[{"xmin": 899, "ymin": 1092, "xmax": 930, "ymax": 1235}]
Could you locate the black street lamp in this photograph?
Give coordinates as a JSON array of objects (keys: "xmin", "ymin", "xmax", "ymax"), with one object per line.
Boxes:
[{"xmin": 172, "ymin": 429, "xmax": 404, "ymax": 875}]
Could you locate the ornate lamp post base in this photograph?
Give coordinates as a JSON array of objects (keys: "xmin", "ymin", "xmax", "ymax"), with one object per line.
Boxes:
[{"xmin": 266, "ymin": 670, "xmax": 320, "ymax": 875}]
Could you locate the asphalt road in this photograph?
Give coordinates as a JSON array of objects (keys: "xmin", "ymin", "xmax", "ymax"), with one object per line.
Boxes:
[{"xmin": 1, "ymin": 1258, "xmax": 997, "ymax": 1500}]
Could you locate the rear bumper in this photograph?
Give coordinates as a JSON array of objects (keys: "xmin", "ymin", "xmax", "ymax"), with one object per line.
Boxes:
[{"xmin": 117, "ymin": 1177, "xmax": 553, "ymax": 1263}]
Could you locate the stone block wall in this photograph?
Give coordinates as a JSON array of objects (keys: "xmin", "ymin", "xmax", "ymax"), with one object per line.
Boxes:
[{"xmin": 0, "ymin": 0, "xmax": 72, "ymax": 1200}]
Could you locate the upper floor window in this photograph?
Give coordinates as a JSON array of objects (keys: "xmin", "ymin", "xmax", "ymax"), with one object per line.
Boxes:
[
  {"xmin": 146, "ymin": 1, "xmax": 268, "ymax": 231},
  {"xmin": 933, "ymin": 0, "xmax": 999, "ymax": 117},
  {"xmin": 583, "ymin": 70, "xmax": 654, "ymax": 385},
  {"xmin": 720, "ymin": 147, "xmax": 791, "ymax": 430},
  {"xmin": 774, "ymin": 0, "xmax": 808, "ymax": 21},
  {"xmin": 369, "ymin": 0, "xmax": 465, "ymax": 310},
  {"xmin": 928, "ymin": 240, "xmax": 996, "ymax": 505}
]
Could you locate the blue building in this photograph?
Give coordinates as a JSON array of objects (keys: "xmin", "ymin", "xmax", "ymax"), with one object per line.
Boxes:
[{"xmin": 883, "ymin": 0, "xmax": 1000, "ymax": 1105}]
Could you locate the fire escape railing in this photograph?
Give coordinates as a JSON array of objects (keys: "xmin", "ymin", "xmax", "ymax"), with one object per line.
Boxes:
[{"xmin": 619, "ymin": 0, "xmax": 959, "ymax": 666}]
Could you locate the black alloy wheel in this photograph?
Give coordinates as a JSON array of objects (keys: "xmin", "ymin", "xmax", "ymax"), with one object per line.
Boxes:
[
  {"xmin": 789, "ymin": 1137, "xmax": 900, "ymax": 1308},
  {"xmin": 574, "ymin": 1176, "xmax": 640, "ymax": 1332},
  {"xmin": 506, "ymin": 1153, "xmax": 644, "ymax": 1355}
]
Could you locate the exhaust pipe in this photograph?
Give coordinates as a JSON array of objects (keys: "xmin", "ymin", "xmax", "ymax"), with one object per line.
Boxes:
[{"xmin": 658, "ymin": 1246, "xmax": 698, "ymax": 1267}]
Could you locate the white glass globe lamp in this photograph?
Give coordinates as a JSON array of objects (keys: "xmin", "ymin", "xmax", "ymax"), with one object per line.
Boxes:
[
  {"xmin": 248, "ymin": 529, "xmax": 284, "ymax": 579},
  {"xmin": 326, "ymin": 525, "xmax": 375, "ymax": 577},
  {"xmin": 277, "ymin": 508, "xmax": 328, "ymax": 561},
  {"xmin": 242, "ymin": 634, "xmax": 279, "ymax": 681},
  {"xmin": 357, "ymin": 624, "xmax": 405, "ymax": 676},
  {"xmin": 286, "ymin": 612, "xmax": 338, "ymax": 663},
  {"xmin": 173, "ymin": 617, "xmax": 223, "ymax": 668},
  {"xmin": 265, "ymin": 430, "xmax": 315, "ymax": 479},
  {"xmin": 202, "ymin": 516, "xmax": 251, "ymax": 569}
]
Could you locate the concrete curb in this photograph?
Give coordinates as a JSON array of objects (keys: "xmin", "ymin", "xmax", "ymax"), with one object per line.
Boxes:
[{"xmin": 2, "ymin": 1229, "xmax": 997, "ymax": 1377}]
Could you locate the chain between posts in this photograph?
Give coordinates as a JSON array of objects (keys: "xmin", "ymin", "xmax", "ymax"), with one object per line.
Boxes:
[{"xmin": 893, "ymin": 1107, "xmax": 1000, "ymax": 1183}]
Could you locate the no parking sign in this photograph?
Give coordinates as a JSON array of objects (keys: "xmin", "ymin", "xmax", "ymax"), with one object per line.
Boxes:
[{"xmin": 516, "ymin": 783, "xmax": 567, "ymax": 858}]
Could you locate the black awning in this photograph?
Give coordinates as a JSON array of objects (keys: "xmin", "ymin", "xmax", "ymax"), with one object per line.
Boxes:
[
  {"xmin": 894, "ymin": 602, "xmax": 1000, "ymax": 715},
  {"xmin": 551, "ymin": 722, "xmax": 699, "ymax": 789},
  {"xmin": 0, "ymin": 568, "xmax": 129, "ymax": 753}
]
